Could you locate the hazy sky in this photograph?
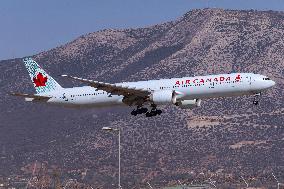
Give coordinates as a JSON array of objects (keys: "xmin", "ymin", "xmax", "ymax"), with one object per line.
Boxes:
[{"xmin": 1, "ymin": 0, "xmax": 284, "ymax": 60}]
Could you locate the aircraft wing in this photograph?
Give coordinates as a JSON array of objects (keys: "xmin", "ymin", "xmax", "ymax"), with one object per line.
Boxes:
[
  {"xmin": 10, "ymin": 92, "xmax": 51, "ymax": 101},
  {"xmin": 61, "ymin": 75, "xmax": 151, "ymax": 97}
]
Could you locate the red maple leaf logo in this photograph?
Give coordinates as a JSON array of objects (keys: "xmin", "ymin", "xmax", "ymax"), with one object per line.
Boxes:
[
  {"xmin": 235, "ymin": 74, "xmax": 241, "ymax": 81},
  {"xmin": 33, "ymin": 72, "xmax": 48, "ymax": 87}
]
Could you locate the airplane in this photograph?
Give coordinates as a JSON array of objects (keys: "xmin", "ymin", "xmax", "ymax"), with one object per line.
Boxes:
[{"xmin": 11, "ymin": 58, "xmax": 275, "ymax": 117}]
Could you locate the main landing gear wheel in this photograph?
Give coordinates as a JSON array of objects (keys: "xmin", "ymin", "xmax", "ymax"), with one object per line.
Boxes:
[
  {"xmin": 145, "ymin": 104, "xmax": 162, "ymax": 117},
  {"xmin": 131, "ymin": 107, "xmax": 148, "ymax": 116}
]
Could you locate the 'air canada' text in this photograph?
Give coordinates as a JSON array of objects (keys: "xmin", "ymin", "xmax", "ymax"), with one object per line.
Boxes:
[{"xmin": 175, "ymin": 74, "xmax": 241, "ymax": 85}]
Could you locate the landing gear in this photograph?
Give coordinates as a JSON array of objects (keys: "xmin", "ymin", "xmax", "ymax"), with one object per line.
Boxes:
[
  {"xmin": 130, "ymin": 104, "xmax": 162, "ymax": 117},
  {"xmin": 145, "ymin": 104, "xmax": 162, "ymax": 117},
  {"xmin": 131, "ymin": 106, "xmax": 148, "ymax": 116},
  {"xmin": 253, "ymin": 93, "xmax": 261, "ymax": 105},
  {"xmin": 145, "ymin": 109, "xmax": 162, "ymax": 117}
]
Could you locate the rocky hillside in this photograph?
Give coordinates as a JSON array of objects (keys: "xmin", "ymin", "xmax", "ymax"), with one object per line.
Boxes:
[{"xmin": 0, "ymin": 9, "xmax": 283, "ymax": 188}]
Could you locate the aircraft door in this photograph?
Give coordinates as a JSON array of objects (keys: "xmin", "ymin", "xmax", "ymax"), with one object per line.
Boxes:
[{"xmin": 209, "ymin": 81, "xmax": 214, "ymax": 88}]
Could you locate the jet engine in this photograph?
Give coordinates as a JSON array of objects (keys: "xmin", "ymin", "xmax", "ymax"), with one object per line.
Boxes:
[
  {"xmin": 150, "ymin": 90, "xmax": 177, "ymax": 105},
  {"xmin": 175, "ymin": 99, "xmax": 201, "ymax": 109}
]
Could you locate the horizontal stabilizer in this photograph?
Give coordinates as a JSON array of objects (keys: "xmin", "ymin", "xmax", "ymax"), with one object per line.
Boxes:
[{"xmin": 10, "ymin": 92, "xmax": 51, "ymax": 101}]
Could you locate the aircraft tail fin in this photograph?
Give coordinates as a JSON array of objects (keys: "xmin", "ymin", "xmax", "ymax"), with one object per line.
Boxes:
[{"xmin": 23, "ymin": 58, "xmax": 63, "ymax": 94}]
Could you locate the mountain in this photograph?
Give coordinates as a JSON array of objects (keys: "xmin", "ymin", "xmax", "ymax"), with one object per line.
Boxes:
[{"xmin": 0, "ymin": 8, "xmax": 283, "ymax": 188}]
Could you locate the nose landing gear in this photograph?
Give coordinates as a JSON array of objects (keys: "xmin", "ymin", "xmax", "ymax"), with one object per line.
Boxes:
[{"xmin": 253, "ymin": 93, "xmax": 261, "ymax": 105}]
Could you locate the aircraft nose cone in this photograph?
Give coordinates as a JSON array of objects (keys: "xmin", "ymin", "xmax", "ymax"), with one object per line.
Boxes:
[{"xmin": 271, "ymin": 80, "xmax": 276, "ymax": 87}]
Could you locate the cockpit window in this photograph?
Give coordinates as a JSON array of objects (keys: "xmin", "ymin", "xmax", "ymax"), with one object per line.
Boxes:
[{"xmin": 263, "ymin": 78, "xmax": 270, "ymax": 80}]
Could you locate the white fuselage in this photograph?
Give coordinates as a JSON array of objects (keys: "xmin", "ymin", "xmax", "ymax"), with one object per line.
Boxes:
[{"xmin": 37, "ymin": 73, "xmax": 275, "ymax": 108}]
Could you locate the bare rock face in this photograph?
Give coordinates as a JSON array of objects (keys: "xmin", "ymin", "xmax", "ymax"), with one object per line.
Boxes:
[{"xmin": 0, "ymin": 9, "xmax": 283, "ymax": 188}]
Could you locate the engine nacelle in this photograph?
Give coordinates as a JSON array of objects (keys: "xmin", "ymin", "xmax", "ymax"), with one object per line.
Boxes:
[
  {"xmin": 150, "ymin": 90, "xmax": 176, "ymax": 105},
  {"xmin": 176, "ymin": 99, "xmax": 201, "ymax": 109}
]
